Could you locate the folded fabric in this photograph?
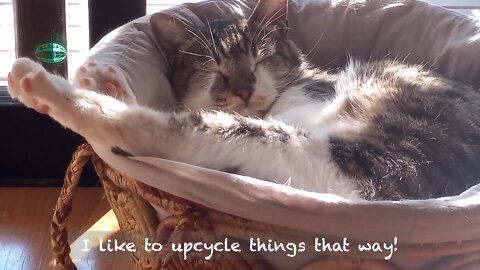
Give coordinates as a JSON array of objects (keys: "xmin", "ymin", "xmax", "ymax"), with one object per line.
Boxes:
[{"xmin": 82, "ymin": 1, "xmax": 480, "ymax": 269}]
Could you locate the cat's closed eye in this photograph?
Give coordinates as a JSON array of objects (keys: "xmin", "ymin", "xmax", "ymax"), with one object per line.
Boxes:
[
  {"xmin": 221, "ymin": 74, "xmax": 230, "ymax": 84},
  {"xmin": 210, "ymin": 72, "xmax": 228, "ymax": 89},
  {"xmin": 215, "ymin": 97, "xmax": 227, "ymax": 103}
]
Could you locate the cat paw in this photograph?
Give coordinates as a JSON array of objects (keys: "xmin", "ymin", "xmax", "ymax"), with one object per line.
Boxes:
[
  {"xmin": 7, "ymin": 58, "xmax": 67, "ymax": 114},
  {"xmin": 74, "ymin": 60, "xmax": 137, "ymax": 104}
]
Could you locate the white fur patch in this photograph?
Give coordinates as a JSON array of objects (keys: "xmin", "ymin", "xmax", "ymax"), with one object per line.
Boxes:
[
  {"xmin": 265, "ymin": 83, "xmax": 362, "ymax": 199},
  {"xmin": 183, "ymin": 73, "xmax": 218, "ymax": 109},
  {"xmin": 252, "ymin": 65, "xmax": 278, "ymax": 111}
]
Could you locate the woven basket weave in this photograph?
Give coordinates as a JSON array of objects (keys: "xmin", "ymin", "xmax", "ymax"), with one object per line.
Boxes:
[{"xmin": 50, "ymin": 144, "xmax": 480, "ymax": 270}]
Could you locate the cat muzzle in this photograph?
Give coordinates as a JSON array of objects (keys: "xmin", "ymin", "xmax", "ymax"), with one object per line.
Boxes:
[{"xmin": 235, "ymin": 88, "xmax": 253, "ymax": 104}]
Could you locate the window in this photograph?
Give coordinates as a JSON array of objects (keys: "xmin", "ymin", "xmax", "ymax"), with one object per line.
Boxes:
[
  {"xmin": 0, "ymin": 0, "xmax": 201, "ymax": 184},
  {"xmin": 65, "ymin": 0, "xmax": 89, "ymax": 79},
  {"xmin": 0, "ymin": 0, "xmax": 477, "ymax": 93},
  {"xmin": 0, "ymin": 1, "xmax": 14, "ymax": 87},
  {"xmin": 0, "ymin": 0, "xmax": 89, "ymax": 87},
  {"xmin": 0, "ymin": 0, "xmax": 202, "ymax": 89}
]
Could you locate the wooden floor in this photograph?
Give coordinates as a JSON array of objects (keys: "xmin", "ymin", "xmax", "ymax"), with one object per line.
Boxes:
[{"xmin": 0, "ymin": 188, "xmax": 134, "ymax": 270}]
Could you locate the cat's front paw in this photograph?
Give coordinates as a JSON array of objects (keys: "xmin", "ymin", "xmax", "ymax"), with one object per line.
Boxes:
[
  {"xmin": 8, "ymin": 58, "xmax": 71, "ymax": 114},
  {"xmin": 74, "ymin": 60, "xmax": 137, "ymax": 105}
]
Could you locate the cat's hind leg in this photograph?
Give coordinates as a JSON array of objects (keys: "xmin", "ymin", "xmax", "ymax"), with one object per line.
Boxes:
[{"xmin": 74, "ymin": 60, "xmax": 137, "ymax": 105}]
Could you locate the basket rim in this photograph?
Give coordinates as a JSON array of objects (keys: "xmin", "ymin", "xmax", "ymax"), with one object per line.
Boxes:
[{"xmin": 90, "ymin": 141, "xmax": 480, "ymax": 245}]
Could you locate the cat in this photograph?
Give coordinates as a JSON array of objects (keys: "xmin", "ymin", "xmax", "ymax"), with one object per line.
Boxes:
[{"xmin": 7, "ymin": 0, "xmax": 480, "ymax": 200}]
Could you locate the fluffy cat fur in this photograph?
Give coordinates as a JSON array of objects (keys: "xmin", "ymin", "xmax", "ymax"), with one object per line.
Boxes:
[{"xmin": 7, "ymin": 0, "xmax": 480, "ymax": 200}]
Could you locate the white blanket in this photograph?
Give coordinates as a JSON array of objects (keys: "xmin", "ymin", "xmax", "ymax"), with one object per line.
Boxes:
[{"xmin": 84, "ymin": 1, "xmax": 480, "ymax": 268}]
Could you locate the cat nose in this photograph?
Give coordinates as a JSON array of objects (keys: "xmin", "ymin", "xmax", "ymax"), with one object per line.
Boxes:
[{"xmin": 235, "ymin": 88, "xmax": 253, "ymax": 104}]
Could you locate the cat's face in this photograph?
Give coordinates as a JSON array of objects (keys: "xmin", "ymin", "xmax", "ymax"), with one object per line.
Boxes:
[{"xmin": 153, "ymin": 0, "xmax": 301, "ymax": 117}]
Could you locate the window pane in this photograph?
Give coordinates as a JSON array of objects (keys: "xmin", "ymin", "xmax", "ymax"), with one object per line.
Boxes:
[
  {"xmin": 65, "ymin": 0, "xmax": 89, "ymax": 79},
  {"xmin": 1, "ymin": 0, "xmax": 478, "ymax": 87},
  {"xmin": 0, "ymin": 0, "xmax": 90, "ymax": 83},
  {"xmin": 0, "ymin": 0, "xmax": 13, "ymax": 86}
]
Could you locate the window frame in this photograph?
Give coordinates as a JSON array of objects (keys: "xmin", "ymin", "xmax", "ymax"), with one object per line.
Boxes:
[{"xmin": 0, "ymin": 0, "xmax": 146, "ymax": 186}]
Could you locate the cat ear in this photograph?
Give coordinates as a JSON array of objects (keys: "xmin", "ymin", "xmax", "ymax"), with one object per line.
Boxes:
[
  {"xmin": 248, "ymin": 0, "xmax": 288, "ymax": 26},
  {"xmin": 151, "ymin": 13, "xmax": 191, "ymax": 57}
]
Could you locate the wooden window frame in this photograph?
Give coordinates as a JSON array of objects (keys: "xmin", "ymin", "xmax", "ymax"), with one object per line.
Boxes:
[{"xmin": 0, "ymin": 0, "xmax": 145, "ymax": 186}]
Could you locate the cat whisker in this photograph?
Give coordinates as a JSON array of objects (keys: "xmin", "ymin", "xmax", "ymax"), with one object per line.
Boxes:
[
  {"xmin": 245, "ymin": 24, "xmax": 254, "ymax": 50},
  {"xmin": 275, "ymin": 30, "xmax": 325, "ymax": 85},
  {"xmin": 276, "ymin": 62, "xmax": 304, "ymax": 88},
  {"xmin": 253, "ymin": 4, "xmax": 287, "ymax": 45},
  {"xmin": 274, "ymin": 31, "xmax": 326, "ymax": 88},
  {"xmin": 184, "ymin": 28, "xmax": 216, "ymax": 58},
  {"xmin": 253, "ymin": 5, "xmax": 288, "ymax": 48},
  {"xmin": 191, "ymin": 22, "xmax": 220, "ymax": 59},
  {"xmin": 276, "ymin": 73, "xmax": 303, "ymax": 90},
  {"xmin": 304, "ymin": 30, "xmax": 326, "ymax": 60},
  {"xmin": 179, "ymin": 50, "xmax": 215, "ymax": 60},
  {"xmin": 182, "ymin": 20, "xmax": 218, "ymax": 59},
  {"xmin": 263, "ymin": 5, "xmax": 288, "ymax": 28},
  {"xmin": 202, "ymin": 58, "xmax": 217, "ymax": 67},
  {"xmin": 206, "ymin": 19, "xmax": 219, "ymax": 57},
  {"xmin": 199, "ymin": 30, "xmax": 219, "ymax": 59},
  {"xmin": 256, "ymin": 26, "xmax": 290, "ymax": 48},
  {"xmin": 252, "ymin": 15, "xmax": 269, "ymax": 46},
  {"xmin": 196, "ymin": 68, "xmax": 216, "ymax": 73},
  {"xmin": 170, "ymin": 17, "xmax": 211, "ymax": 54}
]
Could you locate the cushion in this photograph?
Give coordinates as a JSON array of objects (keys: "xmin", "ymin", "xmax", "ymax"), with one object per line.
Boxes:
[{"xmin": 81, "ymin": 1, "xmax": 480, "ymax": 269}]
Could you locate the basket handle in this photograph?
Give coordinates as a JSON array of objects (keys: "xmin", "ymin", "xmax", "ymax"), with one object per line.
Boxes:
[{"xmin": 51, "ymin": 143, "xmax": 94, "ymax": 270}]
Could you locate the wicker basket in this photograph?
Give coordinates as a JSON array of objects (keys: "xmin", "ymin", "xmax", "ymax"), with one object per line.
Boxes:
[{"xmin": 50, "ymin": 144, "xmax": 480, "ymax": 270}]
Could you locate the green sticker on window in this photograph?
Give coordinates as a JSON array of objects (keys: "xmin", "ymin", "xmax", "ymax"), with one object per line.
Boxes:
[{"xmin": 34, "ymin": 42, "xmax": 67, "ymax": 64}]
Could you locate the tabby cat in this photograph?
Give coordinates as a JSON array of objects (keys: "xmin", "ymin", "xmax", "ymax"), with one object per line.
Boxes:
[{"xmin": 7, "ymin": 0, "xmax": 480, "ymax": 200}]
